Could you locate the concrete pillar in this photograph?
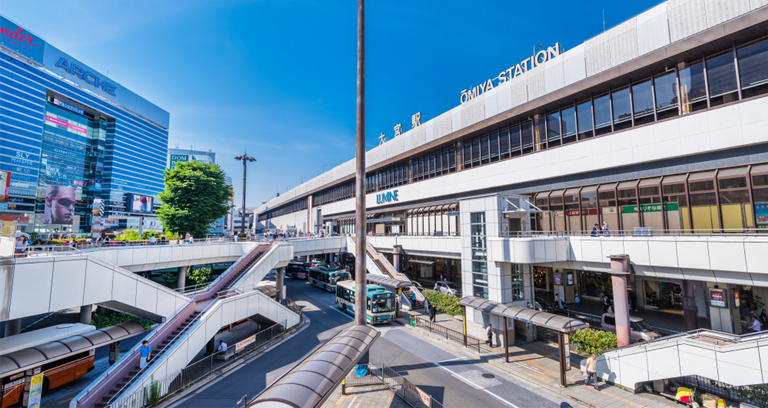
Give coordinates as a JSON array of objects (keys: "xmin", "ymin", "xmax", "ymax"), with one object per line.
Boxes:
[
  {"xmin": 276, "ymin": 267, "xmax": 285, "ymax": 305},
  {"xmin": 177, "ymin": 266, "xmax": 187, "ymax": 291},
  {"xmin": 79, "ymin": 305, "xmax": 93, "ymax": 325},
  {"xmin": 393, "ymin": 245, "xmax": 403, "ymax": 273},
  {"xmin": 681, "ymin": 279, "xmax": 698, "ymax": 332},
  {"xmin": 608, "ymin": 255, "xmax": 631, "ymax": 347},
  {"xmin": 306, "ymin": 255, "xmax": 311, "ymax": 262},
  {"xmin": 4, "ymin": 318, "xmax": 21, "ymax": 337}
]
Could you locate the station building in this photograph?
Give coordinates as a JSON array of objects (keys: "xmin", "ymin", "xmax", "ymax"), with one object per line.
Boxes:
[
  {"xmin": 255, "ymin": 2, "xmax": 768, "ymax": 336},
  {"xmin": 0, "ymin": 15, "xmax": 169, "ymax": 235}
]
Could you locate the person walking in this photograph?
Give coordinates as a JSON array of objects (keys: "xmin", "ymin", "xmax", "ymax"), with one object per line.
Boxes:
[
  {"xmin": 574, "ymin": 294, "xmax": 581, "ymax": 310},
  {"xmin": 748, "ymin": 315, "xmax": 762, "ymax": 332},
  {"xmin": 591, "ymin": 223, "xmax": 599, "ymax": 237},
  {"xmin": 585, "ymin": 353, "xmax": 599, "ymax": 390},
  {"xmin": 410, "ymin": 291, "xmax": 416, "ymax": 308},
  {"xmin": 601, "ymin": 222, "xmax": 610, "ymax": 237},
  {"xmin": 485, "ymin": 324, "xmax": 494, "ymax": 347},
  {"xmin": 424, "ymin": 298, "xmax": 430, "ymax": 314},
  {"xmin": 602, "ymin": 294, "xmax": 610, "ymax": 312},
  {"xmin": 430, "ymin": 303, "xmax": 437, "ymax": 322},
  {"xmin": 139, "ymin": 340, "xmax": 152, "ymax": 370},
  {"xmin": 149, "ymin": 235, "xmax": 157, "ymax": 245}
]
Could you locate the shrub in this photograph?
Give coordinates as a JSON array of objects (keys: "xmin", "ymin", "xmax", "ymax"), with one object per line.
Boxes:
[
  {"xmin": 571, "ymin": 328, "xmax": 617, "ymax": 355},
  {"xmin": 423, "ymin": 290, "xmax": 462, "ymax": 316},
  {"xmin": 92, "ymin": 311, "xmax": 153, "ymax": 330}
]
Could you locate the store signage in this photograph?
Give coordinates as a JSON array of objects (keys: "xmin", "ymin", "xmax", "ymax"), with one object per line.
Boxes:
[
  {"xmin": 27, "ymin": 371, "xmax": 44, "ymax": 408},
  {"xmin": 461, "ymin": 43, "xmax": 561, "ymax": 104},
  {"xmin": 376, "ymin": 189, "xmax": 399, "ymax": 205},
  {"xmin": 404, "ymin": 379, "xmax": 431, "ymax": 406},
  {"xmin": 53, "ymin": 98, "xmax": 85, "ymax": 115},
  {"xmin": 55, "ymin": 57, "xmax": 117, "ymax": 96},
  {"xmin": 620, "ymin": 203, "xmax": 679, "ymax": 214},
  {"xmin": 755, "ymin": 203, "xmax": 768, "ymax": 229},
  {"xmin": 0, "ymin": 170, "xmax": 9, "ymax": 203},
  {"xmin": 554, "ymin": 272, "xmax": 562, "ymax": 286},
  {"xmin": 0, "ymin": 16, "xmax": 46, "ymax": 64},
  {"xmin": 235, "ymin": 334, "xmax": 256, "ymax": 351},
  {"xmin": 0, "ymin": 220, "xmax": 16, "ymax": 238},
  {"xmin": 709, "ymin": 288, "xmax": 727, "ymax": 308},
  {"xmin": 45, "ymin": 115, "xmax": 87, "ymax": 134},
  {"xmin": 169, "ymin": 154, "xmax": 189, "ymax": 170}
]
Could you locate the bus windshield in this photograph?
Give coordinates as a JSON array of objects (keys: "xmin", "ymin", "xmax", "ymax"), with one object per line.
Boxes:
[
  {"xmin": 370, "ymin": 297, "xmax": 396, "ymax": 313},
  {"xmin": 330, "ymin": 272, "xmax": 350, "ymax": 284}
]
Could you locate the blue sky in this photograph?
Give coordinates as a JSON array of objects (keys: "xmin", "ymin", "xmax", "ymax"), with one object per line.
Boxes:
[{"xmin": 2, "ymin": 0, "xmax": 662, "ymax": 207}]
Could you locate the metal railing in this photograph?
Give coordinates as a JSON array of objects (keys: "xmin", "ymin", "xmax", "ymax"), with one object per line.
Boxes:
[
  {"xmin": 345, "ymin": 363, "xmax": 446, "ymax": 408},
  {"xmin": 410, "ymin": 315, "xmax": 485, "ymax": 354},
  {"xmin": 499, "ymin": 228, "xmax": 768, "ymax": 238},
  {"xmin": 367, "ymin": 232, "xmax": 460, "ymax": 237},
  {"xmin": 106, "ymin": 321, "xmax": 293, "ymax": 408},
  {"xmin": 677, "ymin": 375, "xmax": 767, "ymax": 407},
  {"xmin": 553, "ymin": 308, "xmax": 682, "ymax": 337}
]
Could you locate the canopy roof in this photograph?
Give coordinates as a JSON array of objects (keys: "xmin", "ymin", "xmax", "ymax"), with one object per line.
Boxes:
[
  {"xmin": 458, "ymin": 296, "xmax": 587, "ymax": 333},
  {"xmin": 366, "ymin": 274, "xmax": 411, "ymax": 289}
]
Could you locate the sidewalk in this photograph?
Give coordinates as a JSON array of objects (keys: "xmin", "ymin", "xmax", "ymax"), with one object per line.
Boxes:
[
  {"xmin": 322, "ymin": 383, "xmax": 409, "ymax": 408},
  {"xmin": 403, "ymin": 310, "xmax": 680, "ymax": 408}
]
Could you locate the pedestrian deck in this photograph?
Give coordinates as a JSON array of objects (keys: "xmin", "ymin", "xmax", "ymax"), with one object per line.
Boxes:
[{"xmin": 403, "ymin": 309, "xmax": 681, "ymax": 408}]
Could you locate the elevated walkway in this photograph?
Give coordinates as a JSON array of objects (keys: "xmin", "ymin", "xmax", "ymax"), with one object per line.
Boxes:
[
  {"xmin": 584, "ymin": 329, "xmax": 768, "ymax": 390},
  {"xmin": 72, "ymin": 243, "xmax": 298, "ymax": 408},
  {"xmin": 290, "ymin": 236, "xmax": 347, "ymax": 257}
]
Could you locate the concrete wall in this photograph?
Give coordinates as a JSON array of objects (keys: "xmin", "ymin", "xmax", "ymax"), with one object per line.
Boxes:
[{"xmin": 83, "ymin": 242, "xmax": 257, "ymax": 272}]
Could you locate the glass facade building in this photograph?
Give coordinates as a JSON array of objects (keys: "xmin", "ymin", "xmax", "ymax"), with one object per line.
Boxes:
[{"xmin": 0, "ymin": 15, "xmax": 169, "ymax": 234}]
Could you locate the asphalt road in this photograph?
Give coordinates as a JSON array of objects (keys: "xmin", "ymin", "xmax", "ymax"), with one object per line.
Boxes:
[{"xmin": 170, "ymin": 277, "xmax": 581, "ymax": 408}]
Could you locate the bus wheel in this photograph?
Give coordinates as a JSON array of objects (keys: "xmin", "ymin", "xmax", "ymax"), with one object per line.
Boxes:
[{"xmin": 342, "ymin": 304, "xmax": 347, "ymax": 313}]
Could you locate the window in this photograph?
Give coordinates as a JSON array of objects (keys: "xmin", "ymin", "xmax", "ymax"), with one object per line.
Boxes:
[
  {"xmin": 480, "ymin": 136, "xmax": 490, "ymax": 164},
  {"xmin": 561, "ymin": 105, "xmax": 576, "ymax": 144},
  {"xmin": 449, "ymin": 148, "xmax": 456, "ymax": 171},
  {"xmin": 593, "ymin": 93, "xmax": 612, "ymax": 135},
  {"xmin": 470, "ymin": 211, "xmax": 488, "ymax": 299},
  {"xmin": 510, "ymin": 264, "xmax": 524, "ymax": 301},
  {"xmin": 706, "ymin": 51, "xmax": 739, "ymax": 105},
  {"xmin": 612, "ymin": 87, "xmax": 631, "ymax": 124},
  {"xmin": 546, "ymin": 111, "xmax": 561, "ymax": 145},
  {"xmin": 632, "ymin": 79, "xmax": 654, "ymax": 122},
  {"xmin": 490, "ymin": 132, "xmax": 499, "ymax": 161},
  {"xmin": 521, "ymin": 121, "xmax": 533, "ymax": 154},
  {"xmin": 654, "ymin": 71, "xmax": 678, "ymax": 111},
  {"xmin": 510, "ymin": 124, "xmax": 522, "ymax": 156},
  {"xmin": 738, "ymin": 39, "xmax": 768, "ymax": 98},
  {"xmin": 534, "ymin": 116, "xmax": 546, "ymax": 151},
  {"xmin": 499, "ymin": 128, "xmax": 510, "ymax": 159},
  {"xmin": 577, "ymin": 99, "xmax": 593, "ymax": 139},
  {"xmin": 471, "ymin": 139, "xmax": 480, "ymax": 166},
  {"xmin": 463, "ymin": 143, "xmax": 472, "ymax": 168},
  {"xmin": 679, "ymin": 61, "xmax": 707, "ymax": 113}
]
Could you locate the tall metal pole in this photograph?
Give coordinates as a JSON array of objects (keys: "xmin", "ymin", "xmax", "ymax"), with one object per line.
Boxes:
[
  {"xmin": 241, "ymin": 159, "xmax": 247, "ymax": 236},
  {"xmin": 354, "ymin": 0, "xmax": 367, "ymax": 326}
]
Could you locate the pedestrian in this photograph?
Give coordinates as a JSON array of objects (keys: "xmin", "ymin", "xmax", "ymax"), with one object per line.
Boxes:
[
  {"xmin": 555, "ymin": 293, "xmax": 561, "ymax": 305},
  {"xmin": 748, "ymin": 315, "xmax": 762, "ymax": 332},
  {"xmin": 485, "ymin": 324, "xmax": 494, "ymax": 347},
  {"xmin": 205, "ymin": 236, "xmax": 211, "ymax": 243},
  {"xmin": 149, "ymin": 235, "xmax": 157, "ymax": 245},
  {"xmin": 585, "ymin": 353, "xmax": 599, "ymax": 390},
  {"xmin": 602, "ymin": 293, "xmax": 610, "ymax": 312},
  {"xmin": 760, "ymin": 309, "xmax": 768, "ymax": 327},
  {"xmin": 601, "ymin": 222, "xmax": 610, "ymax": 237},
  {"xmin": 628, "ymin": 291, "xmax": 638, "ymax": 312},
  {"xmin": 607, "ymin": 304, "xmax": 613, "ymax": 313},
  {"xmin": 217, "ymin": 340, "xmax": 228, "ymax": 353},
  {"xmin": 189, "ymin": 234, "xmax": 194, "ymax": 244},
  {"xmin": 410, "ymin": 291, "xmax": 416, "ymax": 307},
  {"xmin": 430, "ymin": 303, "xmax": 437, "ymax": 322},
  {"xmin": 424, "ymin": 298, "xmax": 430, "ymax": 314},
  {"xmin": 591, "ymin": 223, "xmax": 599, "ymax": 237},
  {"xmin": 139, "ymin": 340, "xmax": 152, "ymax": 370},
  {"xmin": 574, "ymin": 294, "xmax": 581, "ymax": 310}
]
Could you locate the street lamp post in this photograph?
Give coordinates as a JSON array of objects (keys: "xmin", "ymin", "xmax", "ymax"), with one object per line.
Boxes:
[
  {"xmin": 234, "ymin": 154, "xmax": 256, "ymax": 236},
  {"xmin": 354, "ymin": 0, "xmax": 367, "ymax": 327}
]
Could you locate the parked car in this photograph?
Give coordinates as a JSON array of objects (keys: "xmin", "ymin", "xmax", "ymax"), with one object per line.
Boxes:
[
  {"xmin": 434, "ymin": 281, "xmax": 461, "ymax": 297},
  {"xmin": 600, "ymin": 313, "xmax": 661, "ymax": 342},
  {"xmin": 411, "ymin": 281, "xmax": 425, "ymax": 291},
  {"xmin": 534, "ymin": 298, "xmax": 556, "ymax": 313}
]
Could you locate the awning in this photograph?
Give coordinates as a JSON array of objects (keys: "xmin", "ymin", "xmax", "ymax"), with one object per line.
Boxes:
[
  {"xmin": 366, "ymin": 275, "xmax": 411, "ymax": 289},
  {"xmin": 408, "ymin": 259, "xmax": 435, "ymax": 265},
  {"xmin": 458, "ymin": 296, "xmax": 587, "ymax": 333},
  {"xmin": 0, "ymin": 322, "xmax": 147, "ymax": 378}
]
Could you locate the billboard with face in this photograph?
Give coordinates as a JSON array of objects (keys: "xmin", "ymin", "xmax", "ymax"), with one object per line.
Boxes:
[
  {"xmin": 44, "ymin": 185, "xmax": 75, "ymax": 225},
  {"xmin": 130, "ymin": 194, "xmax": 153, "ymax": 213}
]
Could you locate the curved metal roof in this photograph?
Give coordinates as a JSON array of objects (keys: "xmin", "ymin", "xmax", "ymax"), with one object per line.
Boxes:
[
  {"xmin": 458, "ymin": 296, "xmax": 587, "ymax": 333},
  {"xmin": 366, "ymin": 275, "xmax": 411, "ymax": 289},
  {"xmin": 0, "ymin": 322, "xmax": 146, "ymax": 378},
  {"xmin": 249, "ymin": 325, "xmax": 380, "ymax": 408}
]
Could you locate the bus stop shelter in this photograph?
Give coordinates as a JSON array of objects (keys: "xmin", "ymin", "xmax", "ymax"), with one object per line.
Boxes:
[
  {"xmin": 458, "ymin": 296, "xmax": 587, "ymax": 387},
  {"xmin": 366, "ymin": 275, "xmax": 411, "ymax": 316}
]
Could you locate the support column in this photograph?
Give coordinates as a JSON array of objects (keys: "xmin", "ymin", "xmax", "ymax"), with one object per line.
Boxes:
[
  {"xmin": 462, "ymin": 306, "xmax": 468, "ymax": 347},
  {"xmin": 79, "ymin": 305, "xmax": 93, "ymax": 325},
  {"xmin": 177, "ymin": 266, "xmax": 187, "ymax": 292},
  {"xmin": 503, "ymin": 316, "xmax": 509, "ymax": 363},
  {"xmin": 3, "ymin": 318, "xmax": 21, "ymax": 337},
  {"xmin": 681, "ymin": 279, "xmax": 698, "ymax": 331},
  {"xmin": 393, "ymin": 245, "xmax": 403, "ymax": 273},
  {"xmin": 608, "ymin": 254, "xmax": 631, "ymax": 347},
  {"xmin": 276, "ymin": 267, "xmax": 285, "ymax": 305}
]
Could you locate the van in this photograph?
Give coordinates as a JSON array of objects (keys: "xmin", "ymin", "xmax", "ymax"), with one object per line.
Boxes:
[{"xmin": 601, "ymin": 313, "xmax": 661, "ymax": 342}]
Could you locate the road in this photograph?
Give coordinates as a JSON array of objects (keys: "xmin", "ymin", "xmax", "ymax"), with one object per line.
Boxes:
[{"xmin": 170, "ymin": 277, "xmax": 581, "ymax": 408}]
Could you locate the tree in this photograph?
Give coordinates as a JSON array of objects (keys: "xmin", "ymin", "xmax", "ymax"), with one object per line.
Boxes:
[{"xmin": 157, "ymin": 161, "xmax": 231, "ymax": 238}]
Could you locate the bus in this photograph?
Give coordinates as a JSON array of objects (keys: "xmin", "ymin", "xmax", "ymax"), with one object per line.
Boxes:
[
  {"xmin": 308, "ymin": 267, "xmax": 350, "ymax": 292},
  {"xmin": 2, "ymin": 350, "xmax": 95, "ymax": 407},
  {"xmin": 335, "ymin": 280, "xmax": 397, "ymax": 325},
  {"xmin": 286, "ymin": 261, "xmax": 323, "ymax": 280}
]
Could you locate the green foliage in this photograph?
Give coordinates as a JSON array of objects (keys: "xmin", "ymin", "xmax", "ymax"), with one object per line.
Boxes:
[
  {"xmin": 187, "ymin": 267, "xmax": 212, "ymax": 286},
  {"xmin": 156, "ymin": 161, "xmax": 231, "ymax": 238},
  {"xmin": 92, "ymin": 311, "xmax": 153, "ymax": 330},
  {"xmin": 145, "ymin": 375, "xmax": 162, "ymax": 405},
  {"xmin": 571, "ymin": 328, "xmax": 617, "ymax": 355},
  {"xmin": 115, "ymin": 229, "xmax": 141, "ymax": 241},
  {"xmin": 152, "ymin": 270, "xmax": 180, "ymax": 289},
  {"xmin": 423, "ymin": 290, "xmax": 462, "ymax": 316}
]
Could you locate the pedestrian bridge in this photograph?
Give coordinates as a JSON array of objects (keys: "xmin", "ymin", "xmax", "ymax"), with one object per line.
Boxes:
[{"xmin": 583, "ymin": 329, "xmax": 768, "ymax": 390}]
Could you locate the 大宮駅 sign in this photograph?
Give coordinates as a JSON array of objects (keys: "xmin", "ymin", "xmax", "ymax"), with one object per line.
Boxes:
[{"xmin": 461, "ymin": 43, "xmax": 561, "ymax": 104}]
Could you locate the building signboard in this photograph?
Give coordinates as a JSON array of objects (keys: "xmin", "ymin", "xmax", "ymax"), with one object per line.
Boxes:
[
  {"xmin": 755, "ymin": 203, "xmax": 768, "ymax": 229},
  {"xmin": 620, "ymin": 203, "xmax": 679, "ymax": 214},
  {"xmin": 0, "ymin": 16, "xmax": 46, "ymax": 64},
  {"xmin": 27, "ymin": 371, "xmax": 44, "ymax": 408},
  {"xmin": 403, "ymin": 379, "xmax": 431, "ymax": 406},
  {"xmin": 53, "ymin": 98, "xmax": 85, "ymax": 115},
  {"xmin": 169, "ymin": 154, "xmax": 189, "ymax": 170},
  {"xmin": 45, "ymin": 115, "xmax": 88, "ymax": 134},
  {"xmin": 709, "ymin": 288, "xmax": 727, "ymax": 308},
  {"xmin": 375, "ymin": 189, "xmax": 399, "ymax": 205},
  {"xmin": 54, "ymin": 57, "xmax": 117, "ymax": 96},
  {"xmin": 554, "ymin": 272, "xmax": 562, "ymax": 286},
  {"xmin": 235, "ymin": 334, "xmax": 256, "ymax": 352},
  {"xmin": 461, "ymin": 43, "xmax": 561, "ymax": 104},
  {"xmin": 0, "ymin": 170, "xmax": 9, "ymax": 203}
]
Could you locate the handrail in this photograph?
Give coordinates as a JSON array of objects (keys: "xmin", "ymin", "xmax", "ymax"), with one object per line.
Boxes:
[{"xmin": 499, "ymin": 228, "xmax": 768, "ymax": 238}]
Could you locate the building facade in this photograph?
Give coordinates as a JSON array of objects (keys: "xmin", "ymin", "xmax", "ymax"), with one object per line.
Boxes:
[
  {"xmin": 255, "ymin": 2, "xmax": 768, "ymax": 335},
  {"xmin": 0, "ymin": 15, "xmax": 169, "ymax": 235}
]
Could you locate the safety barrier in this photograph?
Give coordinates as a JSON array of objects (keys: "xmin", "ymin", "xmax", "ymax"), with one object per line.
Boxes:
[
  {"xmin": 409, "ymin": 315, "xmax": 485, "ymax": 354},
  {"xmin": 345, "ymin": 363, "xmax": 446, "ymax": 408}
]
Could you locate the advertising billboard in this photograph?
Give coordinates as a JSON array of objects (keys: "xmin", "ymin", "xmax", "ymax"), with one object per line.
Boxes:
[
  {"xmin": 169, "ymin": 154, "xmax": 189, "ymax": 170},
  {"xmin": 709, "ymin": 288, "xmax": 727, "ymax": 308},
  {"xmin": 129, "ymin": 194, "xmax": 153, "ymax": 213},
  {"xmin": 44, "ymin": 185, "xmax": 75, "ymax": 225},
  {"xmin": 0, "ymin": 16, "xmax": 46, "ymax": 64},
  {"xmin": 0, "ymin": 171, "xmax": 9, "ymax": 203}
]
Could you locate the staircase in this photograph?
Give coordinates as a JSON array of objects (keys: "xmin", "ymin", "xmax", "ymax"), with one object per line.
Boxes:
[
  {"xmin": 347, "ymin": 236, "xmax": 425, "ymax": 304},
  {"xmin": 97, "ymin": 311, "xmax": 202, "ymax": 407}
]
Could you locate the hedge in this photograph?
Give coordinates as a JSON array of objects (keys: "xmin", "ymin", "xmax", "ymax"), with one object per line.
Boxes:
[
  {"xmin": 422, "ymin": 290, "xmax": 462, "ymax": 316},
  {"xmin": 570, "ymin": 328, "xmax": 617, "ymax": 355}
]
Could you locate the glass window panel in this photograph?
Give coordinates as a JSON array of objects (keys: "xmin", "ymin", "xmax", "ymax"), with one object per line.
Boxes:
[
  {"xmin": 612, "ymin": 87, "xmax": 631, "ymax": 123},
  {"xmin": 510, "ymin": 124, "xmax": 522, "ymax": 151},
  {"xmin": 442, "ymin": 151, "xmax": 449, "ymax": 172},
  {"xmin": 436, "ymin": 153, "xmax": 442, "ymax": 172},
  {"xmin": 593, "ymin": 94, "xmax": 611, "ymax": 128},
  {"xmin": 430, "ymin": 155, "xmax": 435, "ymax": 174},
  {"xmin": 463, "ymin": 143, "xmax": 472, "ymax": 166},
  {"xmin": 480, "ymin": 136, "xmax": 489, "ymax": 159},
  {"xmin": 547, "ymin": 111, "xmax": 561, "ymax": 141},
  {"xmin": 521, "ymin": 122, "xmax": 533, "ymax": 149},
  {"xmin": 490, "ymin": 133, "xmax": 499, "ymax": 157},
  {"xmin": 654, "ymin": 72, "xmax": 678, "ymax": 110},
  {"xmin": 679, "ymin": 61, "xmax": 707, "ymax": 105},
  {"xmin": 471, "ymin": 139, "xmax": 480, "ymax": 163},
  {"xmin": 577, "ymin": 100, "xmax": 593, "ymax": 132},
  {"xmin": 534, "ymin": 116, "xmax": 546, "ymax": 150},
  {"xmin": 707, "ymin": 51, "xmax": 738, "ymax": 97},
  {"xmin": 632, "ymin": 79, "xmax": 654, "ymax": 116},
  {"xmin": 738, "ymin": 39, "xmax": 768, "ymax": 89},
  {"xmin": 499, "ymin": 128, "xmax": 510, "ymax": 155},
  {"xmin": 449, "ymin": 148, "xmax": 456, "ymax": 169},
  {"xmin": 561, "ymin": 106, "xmax": 576, "ymax": 136},
  {"xmin": 470, "ymin": 212, "xmax": 485, "ymax": 223},
  {"xmin": 719, "ymin": 177, "xmax": 747, "ymax": 189}
]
